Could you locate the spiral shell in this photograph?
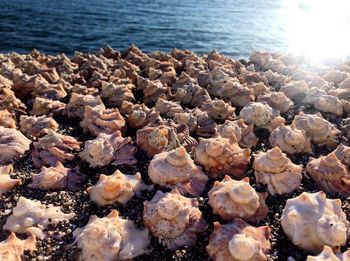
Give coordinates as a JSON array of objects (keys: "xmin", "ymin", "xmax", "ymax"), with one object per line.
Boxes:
[
  {"xmin": 281, "ymin": 191, "xmax": 349, "ymax": 253},
  {"xmin": 302, "ymin": 87, "xmax": 327, "ymax": 105},
  {"xmin": 208, "ymin": 176, "xmax": 268, "ymax": 222},
  {"xmin": 257, "ymin": 91, "xmax": 293, "ymax": 113},
  {"xmin": 100, "ymin": 81, "xmax": 135, "ymax": 107},
  {"xmin": 87, "ymin": 170, "xmax": 146, "ymax": 205},
  {"xmin": 0, "ymin": 165, "xmax": 21, "ymax": 195},
  {"xmin": 201, "ymin": 99, "xmax": 235, "ymax": 120},
  {"xmin": 0, "ymin": 232, "xmax": 37, "ymax": 260},
  {"xmin": 334, "ymin": 144, "xmax": 350, "ymax": 166},
  {"xmin": 280, "ymin": 80, "xmax": 309, "ymax": 99},
  {"xmin": 66, "ymin": 93, "xmax": 105, "ymax": 119},
  {"xmin": 173, "ymin": 82, "xmax": 211, "ymax": 107},
  {"xmin": 306, "ymin": 246, "xmax": 350, "ymax": 261},
  {"xmin": 253, "ymin": 147, "xmax": 303, "ymax": 195},
  {"xmin": 0, "ymin": 109, "xmax": 16, "ymax": 128},
  {"xmin": 194, "ymin": 136, "xmax": 251, "ymax": 178},
  {"xmin": 269, "ymin": 123, "xmax": 312, "ymax": 154},
  {"xmin": 155, "ymin": 98, "xmax": 183, "ymax": 118},
  {"xmin": 148, "ymin": 146, "xmax": 208, "ymax": 196},
  {"xmin": 30, "ymin": 97, "xmax": 66, "ymax": 116},
  {"xmin": 73, "ymin": 209, "xmax": 150, "ymax": 260},
  {"xmin": 314, "ymin": 95, "xmax": 343, "ymax": 116},
  {"xmin": 20, "ymin": 115, "xmax": 59, "ymax": 138},
  {"xmin": 307, "ymin": 152, "xmax": 350, "ymax": 196},
  {"xmin": 206, "ymin": 219, "xmax": 271, "ymax": 261},
  {"xmin": 143, "ymin": 189, "xmax": 207, "ymax": 249}
]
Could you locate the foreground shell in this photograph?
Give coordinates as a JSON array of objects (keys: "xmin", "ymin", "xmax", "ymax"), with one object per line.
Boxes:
[
  {"xmin": 253, "ymin": 147, "xmax": 303, "ymax": 195},
  {"xmin": 306, "ymin": 152, "xmax": 350, "ymax": 196},
  {"xmin": 0, "ymin": 232, "xmax": 37, "ymax": 260},
  {"xmin": 206, "ymin": 219, "xmax": 271, "ymax": 261},
  {"xmin": 217, "ymin": 119, "xmax": 258, "ymax": 148},
  {"xmin": 194, "ymin": 136, "xmax": 251, "ymax": 178},
  {"xmin": 80, "ymin": 106, "xmax": 126, "ymax": 136},
  {"xmin": 0, "ymin": 126, "xmax": 31, "ymax": 164},
  {"xmin": 66, "ymin": 93, "xmax": 105, "ymax": 119},
  {"xmin": 79, "ymin": 131, "xmax": 137, "ymax": 167},
  {"xmin": 306, "ymin": 246, "xmax": 350, "ymax": 261},
  {"xmin": 269, "ymin": 123, "xmax": 312, "ymax": 154},
  {"xmin": 29, "ymin": 162, "xmax": 84, "ymax": 191},
  {"xmin": 293, "ymin": 112, "xmax": 341, "ymax": 148},
  {"xmin": 208, "ymin": 176, "xmax": 268, "ymax": 222},
  {"xmin": 257, "ymin": 91, "xmax": 293, "ymax": 114},
  {"xmin": 148, "ymin": 146, "xmax": 208, "ymax": 196},
  {"xmin": 73, "ymin": 209, "xmax": 150, "ymax": 261},
  {"xmin": 19, "ymin": 115, "xmax": 59, "ymax": 138},
  {"xmin": 239, "ymin": 102, "xmax": 285, "ymax": 132},
  {"xmin": 281, "ymin": 191, "xmax": 349, "ymax": 253},
  {"xmin": 31, "ymin": 131, "xmax": 82, "ymax": 168},
  {"xmin": 3, "ymin": 197, "xmax": 75, "ymax": 239},
  {"xmin": 87, "ymin": 170, "xmax": 147, "ymax": 206},
  {"xmin": 0, "ymin": 165, "xmax": 21, "ymax": 195},
  {"xmin": 334, "ymin": 144, "xmax": 350, "ymax": 166},
  {"xmin": 143, "ymin": 189, "xmax": 207, "ymax": 249}
]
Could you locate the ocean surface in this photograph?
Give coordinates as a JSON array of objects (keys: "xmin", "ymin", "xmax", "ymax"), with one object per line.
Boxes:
[{"xmin": 0, "ymin": 0, "xmax": 305, "ymax": 58}]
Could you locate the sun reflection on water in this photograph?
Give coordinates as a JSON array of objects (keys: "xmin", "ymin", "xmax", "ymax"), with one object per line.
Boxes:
[{"xmin": 285, "ymin": 0, "xmax": 350, "ymax": 63}]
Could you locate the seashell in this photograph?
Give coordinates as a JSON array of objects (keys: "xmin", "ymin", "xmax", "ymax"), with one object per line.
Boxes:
[
  {"xmin": 247, "ymin": 82, "xmax": 270, "ymax": 97},
  {"xmin": 0, "ymin": 232, "xmax": 36, "ymax": 260},
  {"xmin": 30, "ymin": 82, "xmax": 67, "ymax": 100},
  {"xmin": 173, "ymin": 82, "xmax": 211, "ymax": 107},
  {"xmin": 291, "ymin": 69, "xmax": 327, "ymax": 88},
  {"xmin": 281, "ymin": 191, "xmax": 349, "ymax": 253},
  {"xmin": 194, "ymin": 136, "xmax": 251, "ymax": 178},
  {"xmin": 253, "ymin": 147, "xmax": 303, "ymax": 195},
  {"xmin": 208, "ymin": 176, "xmax": 268, "ymax": 222},
  {"xmin": 306, "ymin": 245, "xmax": 350, "ymax": 261},
  {"xmin": 148, "ymin": 146, "xmax": 208, "ymax": 196},
  {"xmin": 322, "ymin": 70, "xmax": 348, "ymax": 84},
  {"xmin": 29, "ymin": 162, "xmax": 84, "ymax": 191},
  {"xmin": 0, "ymin": 165, "xmax": 21, "ymax": 195},
  {"xmin": 314, "ymin": 95, "xmax": 343, "ymax": 116},
  {"xmin": 80, "ymin": 131, "xmax": 137, "ymax": 167},
  {"xmin": 138, "ymin": 78, "xmax": 168, "ymax": 105},
  {"xmin": 269, "ymin": 123, "xmax": 312, "ymax": 154},
  {"xmin": 20, "ymin": 115, "xmax": 58, "ymax": 138},
  {"xmin": 3, "ymin": 197, "xmax": 75, "ymax": 239},
  {"xmin": 66, "ymin": 93, "xmax": 105, "ymax": 119},
  {"xmin": 0, "ymin": 126, "xmax": 31, "ymax": 164},
  {"xmin": 293, "ymin": 112, "xmax": 341, "ymax": 148},
  {"xmin": 73, "ymin": 209, "xmax": 150, "ymax": 260},
  {"xmin": 239, "ymin": 71, "xmax": 269, "ymax": 86},
  {"xmin": 80, "ymin": 106, "xmax": 126, "ymax": 136},
  {"xmin": 87, "ymin": 170, "xmax": 148, "ymax": 205},
  {"xmin": 280, "ymin": 80, "xmax": 310, "ymax": 99},
  {"xmin": 120, "ymin": 101, "xmax": 161, "ymax": 129},
  {"xmin": 334, "ymin": 144, "xmax": 350, "ymax": 166},
  {"xmin": 0, "ymin": 109, "xmax": 16, "ymax": 128},
  {"xmin": 71, "ymin": 84, "xmax": 99, "ymax": 95},
  {"xmin": 201, "ymin": 99, "xmax": 236, "ymax": 120},
  {"xmin": 12, "ymin": 73, "xmax": 48, "ymax": 100},
  {"xmin": 206, "ymin": 219, "xmax": 271, "ymax": 261},
  {"xmin": 257, "ymin": 92, "xmax": 294, "ymax": 114},
  {"xmin": 155, "ymin": 98, "xmax": 183, "ymax": 118},
  {"xmin": 217, "ymin": 119, "xmax": 258, "ymax": 148},
  {"xmin": 31, "ymin": 131, "xmax": 82, "ymax": 168},
  {"xmin": 339, "ymin": 75, "xmax": 350, "ymax": 89},
  {"xmin": 306, "ymin": 152, "xmax": 350, "ymax": 196},
  {"xmin": 239, "ymin": 102, "xmax": 285, "ymax": 132},
  {"xmin": 30, "ymin": 97, "xmax": 66, "ymax": 116},
  {"xmin": 172, "ymin": 72, "xmax": 198, "ymax": 90},
  {"xmin": 0, "ymin": 86, "xmax": 26, "ymax": 112},
  {"xmin": 143, "ymin": 189, "xmax": 207, "ymax": 249},
  {"xmin": 302, "ymin": 87, "xmax": 328, "ymax": 105},
  {"xmin": 100, "ymin": 81, "xmax": 135, "ymax": 107},
  {"xmin": 218, "ymin": 80, "xmax": 255, "ymax": 107}
]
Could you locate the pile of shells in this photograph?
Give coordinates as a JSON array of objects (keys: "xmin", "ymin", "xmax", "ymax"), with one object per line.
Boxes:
[{"xmin": 0, "ymin": 46, "xmax": 350, "ymax": 260}]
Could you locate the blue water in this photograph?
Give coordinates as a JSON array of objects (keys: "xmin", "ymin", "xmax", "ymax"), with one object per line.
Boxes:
[{"xmin": 0, "ymin": 0, "xmax": 290, "ymax": 58}]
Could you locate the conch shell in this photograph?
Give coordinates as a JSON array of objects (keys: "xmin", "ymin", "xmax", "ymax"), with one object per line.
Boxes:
[
  {"xmin": 28, "ymin": 161, "xmax": 84, "ymax": 191},
  {"xmin": 302, "ymin": 87, "xmax": 328, "ymax": 105},
  {"xmin": 206, "ymin": 219, "xmax": 271, "ymax": 261},
  {"xmin": 194, "ymin": 136, "xmax": 251, "ymax": 178},
  {"xmin": 100, "ymin": 81, "xmax": 135, "ymax": 107},
  {"xmin": 314, "ymin": 95, "xmax": 343, "ymax": 116},
  {"xmin": 281, "ymin": 191, "xmax": 349, "ymax": 253},
  {"xmin": 217, "ymin": 119, "xmax": 258, "ymax": 148},
  {"xmin": 19, "ymin": 115, "xmax": 59, "ymax": 138},
  {"xmin": 306, "ymin": 246, "xmax": 350, "ymax": 261},
  {"xmin": 0, "ymin": 232, "xmax": 37, "ymax": 260},
  {"xmin": 0, "ymin": 165, "xmax": 21, "ymax": 195},
  {"xmin": 280, "ymin": 80, "xmax": 309, "ymax": 99},
  {"xmin": 0, "ymin": 126, "xmax": 31, "ymax": 164},
  {"xmin": 0, "ymin": 109, "xmax": 16, "ymax": 128},
  {"xmin": 173, "ymin": 82, "xmax": 211, "ymax": 107},
  {"xmin": 79, "ymin": 131, "xmax": 137, "ymax": 167},
  {"xmin": 334, "ymin": 144, "xmax": 350, "ymax": 166},
  {"xmin": 239, "ymin": 102, "xmax": 285, "ymax": 132},
  {"xmin": 80, "ymin": 106, "xmax": 126, "ymax": 136},
  {"xmin": 73, "ymin": 209, "xmax": 150, "ymax": 261},
  {"xmin": 30, "ymin": 97, "xmax": 66, "ymax": 116},
  {"xmin": 143, "ymin": 189, "xmax": 207, "ymax": 249},
  {"xmin": 306, "ymin": 152, "xmax": 350, "ymax": 196},
  {"xmin": 201, "ymin": 99, "xmax": 236, "ymax": 120},
  {"xmin": 148, "ymin": 146, "xmax": 208, "ymax": 196},
  {"xmin": 293, "ymin": 112, "xmax": 341, "ymax": 148},
  {"xmin": 208, "ymin": 176, "xmax": 268, "ymax": 222},
  {"xmin": 269, "ymin": 123, "xmax": 312, "ymax": 154},
  {"xmin": 3, "ymin": 197, "xmax": 75, "ymax": 239},
  {"xmin": 257, "ymin": 91, "xmax": 293, "ymax": 114},
  {"xmin": 87, "ymin": 170, "xmax": 147, "ymax": 205},
  {"xmin": 253, "ymin": 147, "xmax": 303, "ymax": 195},
  {"xmin": 66, "ymin": 93, "xmax": 105, "ymax": 119},
  {"xmin": 154, "ymin": 98, "xmax": 183, "ymax": 118}
]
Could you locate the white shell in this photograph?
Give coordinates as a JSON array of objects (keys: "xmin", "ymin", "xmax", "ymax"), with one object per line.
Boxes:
[
  {"xmin": 0, "ymin": 165, "xmax": 21, "ymax": 195},
  {"xmin": 306, "ymin": 246, "xmax": 350, "ymax": 261},
  {"xmin": 0, "ymin": 232, "xmax": 36, "ymax": 260}
]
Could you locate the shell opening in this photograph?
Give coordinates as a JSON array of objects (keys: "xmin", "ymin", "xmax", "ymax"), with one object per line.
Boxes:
[{"xmin": 228, "ymin": 234, "xmax": 258, "ymax": 261}]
